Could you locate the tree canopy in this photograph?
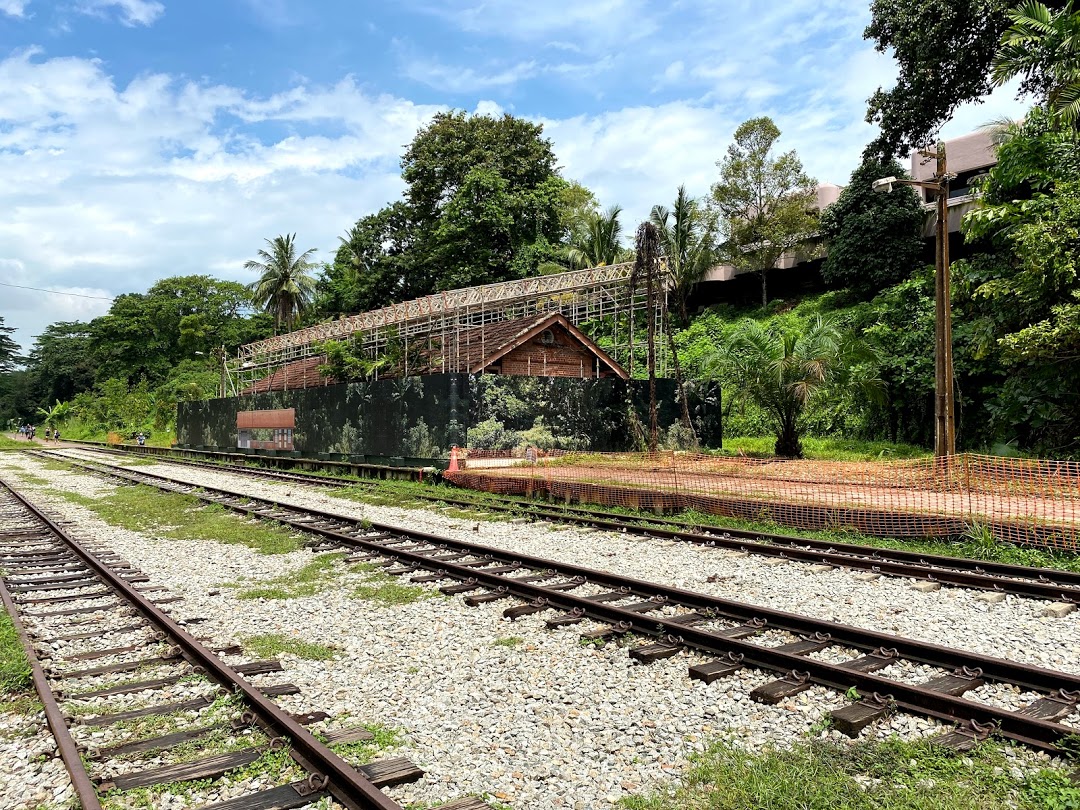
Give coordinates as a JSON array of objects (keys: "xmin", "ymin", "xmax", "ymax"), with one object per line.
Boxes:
[
  {"xmin": 651, "ymin": 186, "xmax": 718, "ymax": 325},
  {"xmin": 863, "ymin": 0, "xmax": 1015, "ymax": 158},
  {"xmin": 0, "ymin": 317, "xmax": 20, "ymax": 374},
  {"xmin": 246, "ymin": 234, "xmax": 319, "ymax": 334},
  {"xmin": 992, "ymin": 0, "xmax": 1080, "ymax": 126},
  {"xmin": 710, "ymin": 117, "xmax": 818, "ymax": 307},
  {"xmin": 314, "ymin": 111, "xmax": 586, "ymax": 319},
  {"xmin": 819, "ymin": 158, "xmax": 926, "ymax": 297}
]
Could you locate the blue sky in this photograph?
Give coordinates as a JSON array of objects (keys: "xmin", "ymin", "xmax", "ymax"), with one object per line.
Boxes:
[{"xmin": 0, "ymin": 0, "xmax": 1030, "ymax": 352}]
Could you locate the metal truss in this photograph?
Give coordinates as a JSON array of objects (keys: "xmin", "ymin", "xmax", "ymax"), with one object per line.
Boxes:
[{"xmin": 231, "ymin": 263, "xmax": 667, "ymax": 392}]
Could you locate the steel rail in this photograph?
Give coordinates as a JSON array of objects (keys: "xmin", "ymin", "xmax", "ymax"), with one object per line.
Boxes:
[
  {"xmin": 0, "ymin": 525, "xmax": 104, "ymax": 810},
  {"xmin": 52, "ymin": 448, "xmax": 1080, "ymax": 603},
  {"xmin": 65, "ymin": 461, "xmax": 1080, "ymax": 755},
  {"xmin": 0, "ymin": 478, "xmax": 402, "ymax": 810}
]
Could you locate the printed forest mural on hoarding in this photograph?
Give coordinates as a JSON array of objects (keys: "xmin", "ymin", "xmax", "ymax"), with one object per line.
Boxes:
[{"xmin": 177, "ymin": 373, "xmax": 721, "ymax": 461}]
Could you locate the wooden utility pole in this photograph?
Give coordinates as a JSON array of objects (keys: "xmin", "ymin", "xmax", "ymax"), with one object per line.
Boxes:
[{"xmin": 931, "ymin": 144, "xmax": 956, "ymax": 458}]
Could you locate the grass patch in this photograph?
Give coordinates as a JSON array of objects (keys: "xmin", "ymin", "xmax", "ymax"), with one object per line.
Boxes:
[
  {"xmin": 719, "ymin": 435, "xmax": 931, "ymax": 461},
  {"xmin": 620, "ymin": 737, "xmax": 1078, "ymax": 810},
  {"xmin": 320, "ymin": 723, "xmax": 403, "ymax": 766},
  {"xmin": 492, "ymin": 636, "xmax": 524, "ymax": 647},
  {"xmin": 0, "ymin": 693, "xmax": 40, "ymax": 717},
  {"xmin": 349, "ymin": 563, "xmax": 436, "ymax": 606},
  {"xmin": 37, "ymin": 458, "xmax": 76, "ymax": 472},
  {"xmin": 14, "ymin": 472, "xmax": 50, "ymax": 486},
  {"xmin": 0, "ymin": 608, "xmax": 31, "ymax": 694},
  {"xmin": 241, "ymin": 633, "xmax": 336, "ymax": 661},
  {"xmin": 229, "ymin": 553, "xmax": 345, "ymax": 600},
  {"xmin": 0, "ymin": 435, "xmax": 27, "ymax": 450},
  {"xmin": 54, "ymin": 484, "xmax": 304, "ymax": 555}
]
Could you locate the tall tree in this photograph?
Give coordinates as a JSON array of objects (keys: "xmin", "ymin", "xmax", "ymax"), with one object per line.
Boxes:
[
  {"xmin": 650, "ymin": 185, "xmax": 718, "ymax": 325},
  {"xmin": 246, "ymin": 234, "xmax": 318, "ymax": 333},
  {"xmin": 318, "ymin": 203, "xmax": 418, "ymax": 315},
  {"xmin": 819, "ymin": 158, "xmax": 926, "ymax": 297},
  {"xmin": 90, "ymin": 276, "xmax": 261, "ymax": 384},
  {"xmin": 863, "ymin": 0, "xmax": 1014, "ymax": 158},
  {"xmin": 0, "ymin": 317, "xmax": 20, "ymax": 373},
  {"xmin": 317, "ymin": 111, "xmax": 586, "ymax": 318},
  {"xmin": 402, "ymin": 111, "xmax": 569, "ymax": 291},
  {"xmin": 25, "ymin": 322, "xmax": 95, "ymax": 406},
  {"xmin": 992, "ymin": 0, "xmax": 1080, "ymax": 126},
  {"xmin": 710, "ymin": 117, "xmax": 818, "ymax": 308}
]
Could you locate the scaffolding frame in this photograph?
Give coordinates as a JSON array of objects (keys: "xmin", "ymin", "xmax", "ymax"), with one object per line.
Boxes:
[{"xmin": 232, "ymin": 263, "xmax": 667, "ymax": 392}]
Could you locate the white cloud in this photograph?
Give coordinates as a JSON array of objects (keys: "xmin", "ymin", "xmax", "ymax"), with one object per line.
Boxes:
[
  {"xmin": 0, "ymin": 49, "xmax": 442, "ymax": 351},
  {"xmin": 403, "ymin": 58, "xmax": 539, "ymax": 93},
  {"xmin": 74, "ymin": 0, "xmax": 165, "ymax": 26},
  {"xmin": 0, "ymin": 0, "xmax": 30, "ymax": 18},
  {"xmin": 415, "ymin": 0, "xmax": 654, "ymax": 43}
]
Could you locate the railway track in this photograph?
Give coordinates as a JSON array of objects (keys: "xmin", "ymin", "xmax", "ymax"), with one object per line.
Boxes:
[
  {"xmin": 0, "ymin": 478, "xmax": 486, "ymax": 810},
  {"xmin": 51, "ymin": 446, "xmax": 1080, "ymax": 607},
  {"xmin": 45, "ymin": 454, "xmax": 1080, "ymax": 756}
]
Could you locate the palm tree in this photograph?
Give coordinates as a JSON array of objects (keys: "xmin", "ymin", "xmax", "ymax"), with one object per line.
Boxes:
[
  {"xmin": 246, "ymin": 234, "xmax": 318, "ymax": 333},
  {"xmin": 992, "ymin": 0, "xmax": 1080, "ymax": 126},
  {"xmin": 707, "ymin": 316, "xmax": 879, "ymax": 458},
  {"xmin": 650, "ymin": 186, "xmax": 717, "ymax": 326},
  {"xmin": 565, "ymin": 205, "xmax": 634, "ymax": 269}
]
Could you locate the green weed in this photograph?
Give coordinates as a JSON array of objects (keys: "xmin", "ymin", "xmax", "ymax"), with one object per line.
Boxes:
[
  {"xmin": 230, "ymin": 553, "xmax": 345, "ymax": 599},
  {"xmin": 492, "ymin": 636, "xmax": 524, "ymax": 647},
  {"xmin": 322, "ymin": 723, "xmax": 403, "ymax": 766},
  {"xmin": 619, "ymin": 737, "xmax": 1073, "ymax": 810},
  {"xmin": 0, "ymin": 608, "xmax": 31, "ymax": 694},
  {"xmin": 351, "ymin": 566, "xmax": 434, "ymax": 606},
  {"xmin": 53, "ymin": 485, "xmax": 304, "ymax": 554},
  {"xmin": 242, "ymin": 633, "xmax": 336, "ymax": 661}
]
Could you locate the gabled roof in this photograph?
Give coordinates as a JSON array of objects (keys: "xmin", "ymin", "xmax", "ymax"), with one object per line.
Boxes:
[
  {"xmin": 240, "ymin": 312, "xmax": 627, "ymax": 394},
  {"xmin": 460, "ymin": 312, "xmax": 628, "ymax": 379}
]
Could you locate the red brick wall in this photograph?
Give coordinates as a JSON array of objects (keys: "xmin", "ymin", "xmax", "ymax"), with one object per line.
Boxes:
[{"xmin": 489, "ymin": 326, "xmax": 606, "ymax": 378}]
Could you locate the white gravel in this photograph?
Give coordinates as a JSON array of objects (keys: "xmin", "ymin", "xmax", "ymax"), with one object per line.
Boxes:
[{"xmin": 1, "ymin": 450, "xmax": 1076, "ymax": 809}]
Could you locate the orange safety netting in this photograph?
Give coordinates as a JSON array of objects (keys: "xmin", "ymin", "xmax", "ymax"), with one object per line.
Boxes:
[{"xmin": 445, "ymin": 452, "xmax": 1080, "ymax": 550}]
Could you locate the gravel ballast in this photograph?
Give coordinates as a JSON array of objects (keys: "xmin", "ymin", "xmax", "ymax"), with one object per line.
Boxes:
[{"xmin": 1, "ymin": 451, "xmax": 1076, "ymax": 808}]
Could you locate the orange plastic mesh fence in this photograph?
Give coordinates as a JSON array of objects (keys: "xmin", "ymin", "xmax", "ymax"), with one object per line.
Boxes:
[{"xmin": 445, "ymin": 452, "xmax": 1080, "ymax": 550}]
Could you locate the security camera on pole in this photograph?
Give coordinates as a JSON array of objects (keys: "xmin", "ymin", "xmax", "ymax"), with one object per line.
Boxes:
[{"xmin": 873, "ymin": 143, "xmax": 955, "ymax": 458}]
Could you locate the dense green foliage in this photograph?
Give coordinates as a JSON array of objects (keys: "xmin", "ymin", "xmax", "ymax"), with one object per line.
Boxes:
[
  {"xmin": 0, "ymin": 318, "xmax": 19, "ymax": 374},
  {"xmin": 316, "ymin": 111, "xmax": 582, "ymax": 318},
  {"xmin": 992, "ymin": 0, "xmax": 1080, "ymax": 126},
  {"xmin": 863, "ymin": 0, "xmax": 1015, "ymax": 158},
  {"xmin": 819, "ymin": 158, "xmax": 926, "ymax": 295},
  {"xmin": 1, "ymin": 275, "xmax": 271, "ymax": 438},
  {"xmin": 707, "ymin": 316, "xmax": 879, "ymax": 457},
  {"xmin": 953, "ymin": 107, "xmax": 1080, "ymax": 453}
]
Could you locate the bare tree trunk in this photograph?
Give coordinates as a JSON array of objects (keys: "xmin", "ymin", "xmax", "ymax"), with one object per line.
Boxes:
[
  {"xmin": 663, "ymin": 298, "xmax": 697, "ymax": 449},
  {"xmin": 647, "ymin": 262, "xmax": 658, "ymax": 453},
  {"xmin": 761, "ymin": 267, "xmax": 768, "ymax": 308}
]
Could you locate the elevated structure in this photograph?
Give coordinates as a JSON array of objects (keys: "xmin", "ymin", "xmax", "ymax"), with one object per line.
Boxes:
[{"xmin": 230, "ymin": 263, "xmax": 664, "ymax": 395}]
